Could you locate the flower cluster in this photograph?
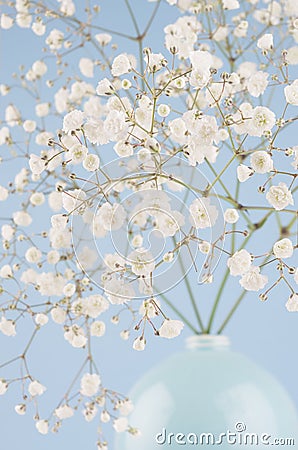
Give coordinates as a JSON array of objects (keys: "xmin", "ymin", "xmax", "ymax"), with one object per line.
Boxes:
[{"xmin": 0, "ymin": 0, "xmax": 297, "ymax": 447}]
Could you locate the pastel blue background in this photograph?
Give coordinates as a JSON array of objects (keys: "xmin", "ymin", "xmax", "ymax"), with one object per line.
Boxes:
[{"xmin": 0, "ymin": 1, "xmax": 297, "ymax": 449}]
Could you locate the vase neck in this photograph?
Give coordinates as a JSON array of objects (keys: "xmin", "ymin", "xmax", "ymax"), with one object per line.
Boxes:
[{"xmin": 185, "ymin": 334, "xmax": 230, "ymax": 350}]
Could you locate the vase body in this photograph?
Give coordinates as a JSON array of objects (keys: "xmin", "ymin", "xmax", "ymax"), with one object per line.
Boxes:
[{"xmin": 115, "ymin": 335, "xmax": 298, "ymax": 449}]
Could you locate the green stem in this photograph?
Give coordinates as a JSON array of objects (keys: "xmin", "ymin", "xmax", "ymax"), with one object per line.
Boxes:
[
  {"xmin": 206, "ymin": 269, "xmax": 230, "ymax": 334},
  {"xmin": 173, "ymin": 237, "xmax": 205, "ymax": 332},
  {"xmin": 217, "ymin": 291, "xmax": 246, "ymax": 334}
]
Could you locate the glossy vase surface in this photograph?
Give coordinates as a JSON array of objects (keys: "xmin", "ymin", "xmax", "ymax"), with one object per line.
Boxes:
[{"xmin": 115, "ymin": 335, "xmax": 298, "ymax": 449}]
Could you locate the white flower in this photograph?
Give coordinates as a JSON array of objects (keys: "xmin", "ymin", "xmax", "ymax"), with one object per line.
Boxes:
[
  {"xmin": 0, "ymin": 317, "xmax": 16, "ymax": 336},
  {"xmin": 159, "ymin": 319, "xmax": 184, "ymax": 339},
  {"xmin": 25, "ymin": 246, "xmax": 42, "ymax": 264},
  {"xmin": 247, "ymin": 71, "xmax": 269, "ymax": 98},
  {"xmin": 15, "ymin": 404, "xmax": 26, "ymax": 415},
  {"xmin": 113, "ymin": 140, "xmax": 133, "ymax": 157},
  {"xmin": 51, "ymin": 214, "xmax": 68, "ymax": 229},
  {"xmin": 84, "ymin": 294, "xmax": 109, "ymax": 318},
  {"xmin": 63, "ymin": 283, "xmax": 76, "ymax": 297},
  {"xmin": 117, "ymin": 399, "xmax": 134, "ymax": 416},
  {"xmin": 249, "ymin": 106, "xmax": 276, "ymax": 137},
  {"xmin": 80, "ymin": 373, "xmax": 101, "ymax": 397},
  {"xmin": 128, "ymin": 248, "xmax": 155, "ymax": 276},
  {"xmin": 62, "ymin": 189, "xmax": 86, "ymax": 214},
  {"xmin": 69, "ymin": 143, "xmax": 88, "ymax": 164},
  {"xmin": 1, "ymin": 14, "xmax": 14, "ymax": 29},
  {"xmin": 157, "ymin": 104, "xmax": 171, "ymax": 117},
  {"xmin": 28, "ymin": 380, "xmax": 46, "ymax": 397},
  {"xmin": 79, "ymin": 58, "xmax": 94, "ymax": 78},
  {"xmin": 273, "ymin": 238, "xmax": 293, "ymax": 259},
  {"xmin": 189, "ymin": 50, "xmax": 212, "ymax": 71},
  {"xmin": 96, "ymin": 203, "xmax": 126, "ymax": 231},
  {"xmin": 189, "ymin": 198, "xmax": 218, "ymax": 229},
  {"xmin": 55, "ymin": 405, "xmax": 74, "ymax": 420},
  {"xmin": 27, "ymin": 154, "xmax": 45, "ymax": 176},
  {"xmin": 266, "ymin": 183, "xmax": 294, "ymax": 210},
  {"xmin": 45, "ymin": 28, "xmax": 64, "ymax": 50},
  {"xmin": 257, "ymin": 34, "xmax": 273, "ymax": 51},
  {"xmin": 47, "ymin": 250, "xmax": 60, "ymax": 265},
  {"xmin": 2, "ymin": 225, "xmax": 15, "ymax": 241},
  {"xmin": 0, "ymin": 186, "xmax": 8, "ymax": 201},
  {"xmin": 83, "ymin": 154, "xmax": 100, "ymax": 171},
  {"xmin": 96, "ymin": 78, "xmax": 114, "ymax": 96},
  {"xmin": 32, "ymin": 60, "xmax": 47, "ymax": 77},
  {"xmin": 111, "ymin": 54, "xmax": 131, "ymax": 76},
  {"xmin": 36, "ymin": 420, "xmax": 49, "ymax": 435},
  {"xmin": 90, "ymin": 321, "xmax": 106, "ymax": 337},
  {"xmin": 23, "ymin": 120, "xmax": 36, "ymax": 133},
  {"xmin": 101, "ymin": 410, "xmax": 111, "ymax": 423},
  {"xmin": 113, "ymin": 417, "xmax": 128, "ymax": 433},
  {"xmin": 83, "ymin": 403, "xmax": 98, "ymax": 422},
  {"xmin": 64, "ymin": 325, "xmax": 87, "ymax": 348},
  {"xmin": 284, "ymin": 80, "xmax": 298, "ymax": 105},
  {"xmin": 199, "ymin": 241, "xmax": 211, "ymax": 254},
  {"xmin": 223, "ymin": 0, "xmax": 239, "ymax": 9},
  {"xmin": 0, "ymin": 264, "xmax": 13, "ymax": 278},
  {"xmin": 286, "ymin": 294, "xmax": 298, "ymax": 312},
  {"xmin": 35, "ymin": 313, "xmax": 49, "ymax": 326},
  {"xmin": 36, "ymin": 102, "xmax": 49, "ymax": 117},
  {"xmin": 239, "ymin": 266, "xmax": 268, "ymax": 291},
  {"xmin": 155, "ymin": 210, "xmax": 184, "ymax": 237},
  {"xmin": 32, "ymin": 21, "xmax": 46, "ymax": 36},
  {"xmin": 145, "ymin": 52, "xmax": 167, "ymax": 72},
  {"xmin": 294, "ymin": 268, "xmax": 298, "ymax": 285},
  {"xmin": 63, "ymin": 109, "xmax": 84, "ymax": 133},
  {"xmin": 0, "ymin": 379, "xmax": 8, "ymax": 395},
  {"xmin": 104, "ymin": 278, "xmax": 135, "ymax": 304},
  {"xmin": 30, "ymin": 192, "xmax": 45, "ymax": 206},
  {"xmin": 51, "ymin": 306, "xmax": 66, "ymax": 324},
  {"xmin": 285, "ymin": 47, "xmax": 298, "ymax": 65},
  {"xmin": 224, "ymin": 209, "xmax": 239, "ymax": 224},
  {"xmin": 13, "ymin": 211, "xmax": 32, "ymax": 227},
  {"xmin": 250, "ymin": 151, "xmax": 273, "ymax": 174},
  {"xmin": 227, "ymin": 249, "xmax": 252, "ymax": 276},
  {"xmin": 133, "ymin": 336, "xmax": 146, "ymax": 351}
]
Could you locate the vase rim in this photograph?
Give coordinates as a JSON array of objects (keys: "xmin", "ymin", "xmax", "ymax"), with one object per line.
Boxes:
[{"xmin": 185, "ymin": 334, "xmax": 230, "ymax": 349}]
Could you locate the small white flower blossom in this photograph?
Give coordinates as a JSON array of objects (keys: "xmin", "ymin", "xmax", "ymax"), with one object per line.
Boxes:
[
  {"xmin": 113, "ymin": 417, "xmax": 128, "ymax": 433},
  {"xmin": 80, "ymin": 373, "xmax": 101, "ymax": 397},
  {"xmin": 0, "ymin": 380, "xmax": 8, "ymax": 395},
  {"xmin": 111, "ymin": 54, "xmax": 131, "ymax": 76},
  {"xmin": 159, "ymin": 319, "xmax": 184, "ymax": 339},
  {"xmin": 189, "ymin": 198, "xmax": 218, "ymax": 229},
  {"xmin": 273, "ymin": 238, "xmax": 294, "ymax": 259},
  {"xmin": 237, "ymin": 164, "xmax": 254, "ymax": 182},
  {"xmin": 239, "ymin": 266, "xmax": 268, "ymax": 291},
  {"xmin": 284, "ymin": 80, "xmax": 298, "ymax": 105},
  {"xmin": 36, "ymin": 420, "xmax": 49, "ymax": 435},
  {"xmin": 250, "ymin": 151, "xmax": 273, "ymax": 174},
  {"xmin": 28, "ymin": 380, "xmax": 46, "ymax": 397},
  {"xmin": 133, "ymin": 336, "xmax": 146, "ymax": 351},
  {"xmin": 257, "ymin": 34, "xmax": 273, "ymax": 51},
  {"xmin": 0, "ymin": 317, "xmax": 16, "ymax": 336},
  {"xmin": 224, "ymin": 209, "xmax": 239, "ymax": 224},
  {"xmin": 227, "ymin": 249, "xmax": 252, "ymax": 276},
  {"xmin": 55, "ymin": 405, "xmax": 74, "ymax": 420},
  {"xmin": 266, "ymin": 183, "xmax": 294, "ymax": 210},
  {"xmin": 286, "ymin": 294, "xmax": 298, "ymax": 312}
]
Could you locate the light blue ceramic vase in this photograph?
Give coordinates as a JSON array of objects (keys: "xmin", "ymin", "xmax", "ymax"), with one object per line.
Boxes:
[{"xmin": 115, "ymin": 335, "xmax": 298, "ymax": 449}]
